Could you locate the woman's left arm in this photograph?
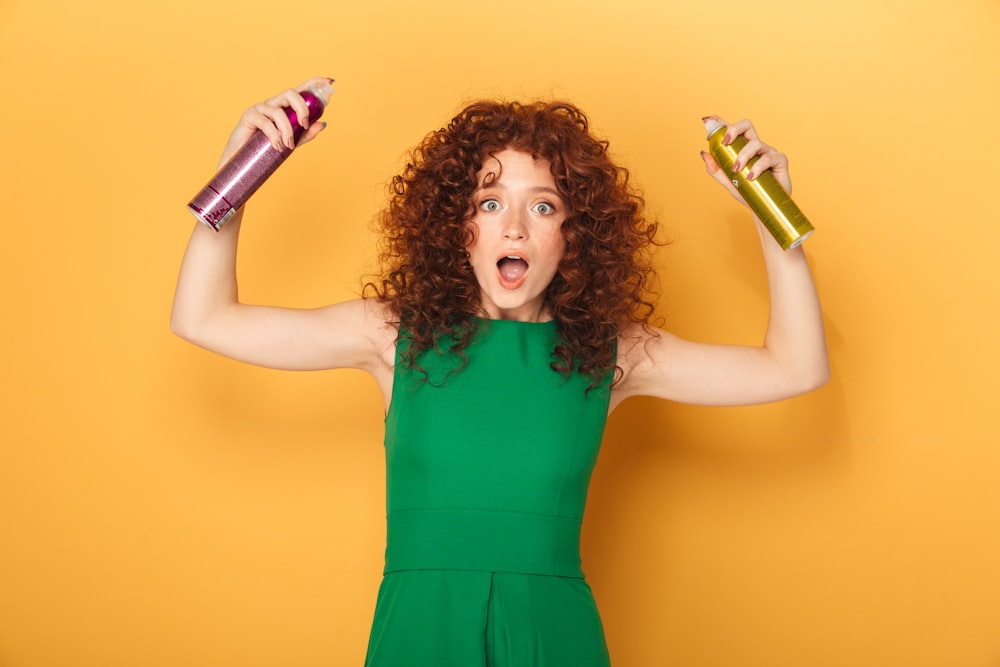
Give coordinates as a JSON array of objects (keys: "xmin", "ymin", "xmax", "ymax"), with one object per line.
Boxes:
[{"xmin": 612, "ymin": 117, "xmax": 829, "ymax": 409}]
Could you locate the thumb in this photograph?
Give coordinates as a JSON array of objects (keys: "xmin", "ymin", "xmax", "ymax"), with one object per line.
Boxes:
[
  {"xmin": 700, "ymin": 150, "xmax": 720, "ymax": 176},
  {"xmin": 296, "ymin": 121, "xmax": 328, "ymax": 147},
  {"xmin": 701, "ymin": 149, "xmax": 745, "ymax": 204}
]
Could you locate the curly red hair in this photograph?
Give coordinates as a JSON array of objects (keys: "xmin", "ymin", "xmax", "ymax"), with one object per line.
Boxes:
[{"xmin": 365, "ymin": 99, "xmax": 660, "ymax": 387}]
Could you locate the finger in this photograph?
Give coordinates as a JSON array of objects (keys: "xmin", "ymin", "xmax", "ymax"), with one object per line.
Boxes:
[
  {"xmin": 723, "ymin": 118, "xmax": 758, "ymax": 146},
  {"xmin": 700, "ymin": 149, "xmax": 722, "ymax": 174},
  {"xmin": 745, "ymin": 147, "xmax": 786, "ymax": 180},
  {"xmin": 262, "ymin": 89, "xmax": 311, "ymax": 143},
  {"xmin": 296, "ymin": 76, "xmax": 335, "ymax": 93},
  {"xmin": 281, "ymin": 88, "xmax": 313, "ymax": 131},
  {"xmin": 702, "ymin": 113, "xmax": 729, "ymax": 128},
  {"xmin": 751, "ymin": 151, "xmax": 792, "ymax": 192},
  {"xmin": 236, "ymin": 106, "xmax": 283, "ymax": 152},
  {"xmin": 701, "ymin": 150, "xmax": 741, "ymax": 197},
  {"xmin": 732, "ymin": 138, "xmax": 765, "ymax": 173},
  {"xmin": 291, "ymin": 77, "xmax": 335, "ymax": 128},
  {"xmin": 251, "ymin": 102, "xmax": 297, "ymax": 151},
  {"xmin": 294, "ymin": 78, "xmax": 335, "ymax": 145},
  {"xmin": 257, "ymin": 78, "xmax": 334, "ymax": 149}
]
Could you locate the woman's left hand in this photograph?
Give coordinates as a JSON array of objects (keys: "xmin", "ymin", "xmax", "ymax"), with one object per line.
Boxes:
[{"xmin": 701, "ymin": 116, "xmax": 793, "ymax": 203}]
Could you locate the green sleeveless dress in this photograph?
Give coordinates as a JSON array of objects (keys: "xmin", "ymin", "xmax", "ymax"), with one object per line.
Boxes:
[{"xmin": 364, "ymin": 318, "xmax": 613, "ymax": 667}]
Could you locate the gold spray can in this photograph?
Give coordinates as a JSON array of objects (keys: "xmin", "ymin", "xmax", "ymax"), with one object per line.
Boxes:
[{"xmin": 705, "ymin": 119, "xmax": 814, "ymax": 250}]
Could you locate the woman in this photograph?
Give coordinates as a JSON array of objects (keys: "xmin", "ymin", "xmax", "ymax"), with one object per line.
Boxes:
[{"xmin": 171, "ymin": 77, "xmax": 828, "ymax": 666}]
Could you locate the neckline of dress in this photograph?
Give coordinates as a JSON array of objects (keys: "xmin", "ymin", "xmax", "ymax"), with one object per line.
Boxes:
[{"xmin": 471, "ymin": 315, "xmax": 557, "ymax": 326}]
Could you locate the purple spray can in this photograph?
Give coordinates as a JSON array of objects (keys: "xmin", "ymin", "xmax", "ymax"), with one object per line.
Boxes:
[{"xmin": 187, "ymin": 80, "xmax": 335, "ymax": 231}]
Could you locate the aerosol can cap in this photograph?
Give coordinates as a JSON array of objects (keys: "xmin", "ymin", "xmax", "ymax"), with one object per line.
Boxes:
[
  {"xmin": 308, "ymin": 80, "xmax": 336, "ymax": 107},
  {"xmin": 704, "ymin": 118, "xmax": 725, "ymax": 138}
]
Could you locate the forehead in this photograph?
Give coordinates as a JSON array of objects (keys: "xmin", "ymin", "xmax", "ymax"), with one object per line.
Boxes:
[{"xmin": 477, "ymin": 149, "xmax": 556, "ymax": 188}]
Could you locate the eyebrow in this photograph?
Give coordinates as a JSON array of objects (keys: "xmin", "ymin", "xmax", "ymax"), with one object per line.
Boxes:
[{"xmin": 478, "ymin": 183, "xmax": 563, "ymax": 198}]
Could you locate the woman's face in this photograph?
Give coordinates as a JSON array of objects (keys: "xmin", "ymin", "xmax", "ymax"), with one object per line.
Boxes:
[{"xmin": 465, "ymin": 149, "xmax": 568, "ymax": 322}]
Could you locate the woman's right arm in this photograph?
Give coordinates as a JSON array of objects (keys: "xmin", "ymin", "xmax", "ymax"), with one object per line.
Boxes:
[{"xmin": 170, "ymin": 80, "xmax": 396, "ymax": 376}]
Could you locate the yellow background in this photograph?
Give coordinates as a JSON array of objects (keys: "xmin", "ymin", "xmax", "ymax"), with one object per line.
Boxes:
[{"xmin": 2, "ymin": 0, "xmax": 999, "ymax": 664}]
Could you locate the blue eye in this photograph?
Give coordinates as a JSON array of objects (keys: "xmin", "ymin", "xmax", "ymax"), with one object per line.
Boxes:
[
  {"xmin": 533, "ymin": 202, "xmax": 555, "ymax": 215},
  {"xmin": 480, "ymin": 199, "xmax": 501, "ymax": 212}
]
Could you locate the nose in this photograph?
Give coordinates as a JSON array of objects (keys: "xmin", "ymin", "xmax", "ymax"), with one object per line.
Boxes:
[{"xmin": 503, "ymin": 209, "xmax": 528, "ymax": 241}]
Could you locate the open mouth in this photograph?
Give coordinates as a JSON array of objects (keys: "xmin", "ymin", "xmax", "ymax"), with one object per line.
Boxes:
[{"xmin": 497, "ymin": 255, "xmax": 529, "ymax": 289}]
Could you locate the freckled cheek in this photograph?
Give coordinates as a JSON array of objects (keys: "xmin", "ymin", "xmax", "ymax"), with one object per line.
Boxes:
[{"xmin": 546, "ymin": 230, "xmax": 568, "ymax": 261}]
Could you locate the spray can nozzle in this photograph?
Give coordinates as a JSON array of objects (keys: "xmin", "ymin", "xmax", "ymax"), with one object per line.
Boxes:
[
  {"xmin": 307, "ymin": 80, "xmax": 335, "ymax": 107},
  {"xmin": 703, "ymin": 118, "xmax": 725, "ymax": 138}
]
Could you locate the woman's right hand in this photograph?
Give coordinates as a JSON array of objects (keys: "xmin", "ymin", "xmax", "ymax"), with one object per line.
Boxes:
[{"xmin": 217, "ymin": 77, "xmax": 333, "ymax": 169}]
